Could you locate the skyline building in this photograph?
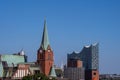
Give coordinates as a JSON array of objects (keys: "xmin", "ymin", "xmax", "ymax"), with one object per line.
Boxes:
[
  {"xmin": 64, "ymin": 59, "xmax": 85, "ymax": 80},
  {"xmin": 67, "ymin": 43, "xmax": 99, "ymax": 80}
]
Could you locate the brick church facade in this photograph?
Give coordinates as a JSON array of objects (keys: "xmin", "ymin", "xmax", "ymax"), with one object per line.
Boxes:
[{"xmin": 37, "ymin": 19, "xmax": 54, "ymax": 76}]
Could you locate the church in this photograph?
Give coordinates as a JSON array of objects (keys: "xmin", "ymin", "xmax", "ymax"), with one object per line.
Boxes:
[
  {"xmin": 0, "ymin": 19, "xmax": 57, "ymax": 80},
  {"xmin": 36, "ymin": 19, "xmax": 56, "ymax": 77}
]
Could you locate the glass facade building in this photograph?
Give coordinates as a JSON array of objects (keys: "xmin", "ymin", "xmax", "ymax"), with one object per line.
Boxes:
[{"xmin": 66, "ymin": 43, "xmax": 99, "ymax": 80}]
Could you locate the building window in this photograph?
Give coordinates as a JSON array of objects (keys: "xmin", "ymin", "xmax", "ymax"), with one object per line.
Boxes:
[
  {"xmin": 34, "ymin": 70, "xmax": 40, "ymax": 74},
  {"xmin": 94, "ymin": 72, "xmax": 96, "ymax": 75},
  {"xmin": 39, "ymin": 50, "xmax": 42, "ymax": 53}
]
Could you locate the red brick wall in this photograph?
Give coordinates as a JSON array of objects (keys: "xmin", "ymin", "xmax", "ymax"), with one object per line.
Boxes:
[
  {"xmin": 67, "ymin": 59, "xmax": 83, "ymax": 68},
  {"xmin": 77, "ymin": 60, "xmax": 83, "ymax": 68},
  {"xmin": 37, "ymin": 46, "xmax": 54, "ymax": 76}
]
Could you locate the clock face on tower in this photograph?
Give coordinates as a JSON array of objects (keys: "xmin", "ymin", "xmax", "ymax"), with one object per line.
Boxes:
[
  {"xmin": 48, "ymin": 50, "xmax": 50, "ymax": 52},
  {"xmin": 39, "ymin": 50, "xmax": 42, "ymax": 53}
]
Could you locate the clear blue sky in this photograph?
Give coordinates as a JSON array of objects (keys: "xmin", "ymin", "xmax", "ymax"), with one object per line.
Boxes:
[{"xmin": 0, "ymin": 0, "xmax": 120, "ymax": 74}]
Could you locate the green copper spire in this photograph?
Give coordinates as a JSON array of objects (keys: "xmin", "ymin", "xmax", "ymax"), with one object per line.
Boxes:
[
  {"xmin": 41, "ymin": 19, "xmax": 50, "ymax": 50},
  {"xmin": 49, "ymin": 65, "xmax": 57, "ymax": 77}
]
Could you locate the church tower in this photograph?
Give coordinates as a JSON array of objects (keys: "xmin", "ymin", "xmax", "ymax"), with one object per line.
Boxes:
[{"xmin": 37, "ymin": 19, "xmax": 54, "ymax": 76}]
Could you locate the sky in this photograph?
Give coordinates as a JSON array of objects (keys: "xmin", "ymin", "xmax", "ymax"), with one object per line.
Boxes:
[{"xmin": 0, "ymin": 0, "xmax": 120, "ymax": 74}]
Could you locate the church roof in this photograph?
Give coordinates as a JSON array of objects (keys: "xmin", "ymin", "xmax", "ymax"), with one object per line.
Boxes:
[
  {"xmin": 40, "ymin": 19, "xmax": 50, "ymax": 50},
  {"xmin": 0, "ymin": 54, "xmax": 25, "ymax": 67},
  {"xmin": 0, "ymin": 62, "xmax": 3, "ymax": 77},
  {"xmin": 49, "ymin": 65, "xmax": 57, "ymax": 77},
  {"xmin": 0, "ymin": 54, "xmax": 25, "ymax": 77}
]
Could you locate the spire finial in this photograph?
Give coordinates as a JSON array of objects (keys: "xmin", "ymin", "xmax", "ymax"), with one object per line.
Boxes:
[{"xmin": 44, "ymin": 16, "xmax": 46, "ymax": 25}]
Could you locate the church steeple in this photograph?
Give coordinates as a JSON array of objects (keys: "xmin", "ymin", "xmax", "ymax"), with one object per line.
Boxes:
[
  {"xmin": 37, "ymin": 19, "xmax": 54, "ymax": 76},
  {"xmin": 40, "ymin": 19, "xmax": 50, "ymax": 50}
]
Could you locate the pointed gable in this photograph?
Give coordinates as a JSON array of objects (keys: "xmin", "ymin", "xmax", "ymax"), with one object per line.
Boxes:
[{"xmin": 49, "ymin": 65, "xmax": 57, "ymax": 77}]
